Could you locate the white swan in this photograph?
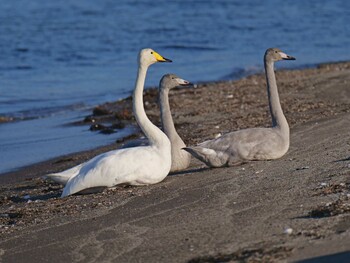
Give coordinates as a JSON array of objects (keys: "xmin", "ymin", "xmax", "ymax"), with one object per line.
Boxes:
[
  {"xmin": 184, "ymin": 48, "xmax": 295, "ymax": 167},
  {"xmin": 46, "ymin": 73, "xmax": 193, "ymax": 185},
  {"xmin": 159, "ymin": 74, "xmax": 192, "ymax": 172},
  {"xmin": 47, "ymin": 48, "xmax": 172, "ymax": 197}
]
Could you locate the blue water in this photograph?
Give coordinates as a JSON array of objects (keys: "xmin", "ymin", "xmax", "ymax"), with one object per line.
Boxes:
[{"xmin": 0, "ymin": 0, "xmax": 349, "ymax": 173}]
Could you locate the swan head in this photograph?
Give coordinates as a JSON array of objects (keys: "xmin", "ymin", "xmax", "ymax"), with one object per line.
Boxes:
[
  {"xmin": 159, "ymin": 74, "xmax": 193, "ymax": 91},
  {"xmin": 265, "ymin": 48, "xmax": 296, "ymax": 62},
  {"xmin": 139, "ymin": 48, "xmax": 172, "ymax": 67}
]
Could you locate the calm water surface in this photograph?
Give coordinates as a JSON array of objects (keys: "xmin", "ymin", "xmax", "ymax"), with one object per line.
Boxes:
[{"xmin": 0, "ymin": 0, "xmax": 349, "ymax": 173}]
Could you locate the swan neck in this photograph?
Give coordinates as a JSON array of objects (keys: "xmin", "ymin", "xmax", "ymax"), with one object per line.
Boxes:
[
  {"xmin": 264, "ymin": 60, "xmax": 289, "ymax": 135},
  {"xmin": 159, "ymin": 88, "xmax": 182, "ymax": 142},
  {"xmin": 133, "ymin": 64, "xmax": 168, "ymax": 146}
]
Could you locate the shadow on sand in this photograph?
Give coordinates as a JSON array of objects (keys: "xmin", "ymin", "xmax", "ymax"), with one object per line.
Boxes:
[
  {"xmin": 169, "ymin": 167, "xmax": 211, "ymax": 177},
  {"xmin": 297, "ymin": 251, "xmax": 350, "ymax": 263}
]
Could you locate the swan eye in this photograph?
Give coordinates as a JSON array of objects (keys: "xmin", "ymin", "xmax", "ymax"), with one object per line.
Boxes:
[
  {"xmin": 151, "ymin": 51, "xmax": 153, "ymax": 54},
  {"xmin": 275, "ymin": 51, "xmax": 278, "ymax": 53}
]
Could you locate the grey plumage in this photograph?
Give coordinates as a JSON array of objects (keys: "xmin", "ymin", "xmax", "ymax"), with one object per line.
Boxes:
[
  {"xmin": 159, "ymin": 74, "xmax": 192, "ymax": 172},
  {"xmin": 184, "ymin": 48, "xmax": 296, "ymax": 167}
]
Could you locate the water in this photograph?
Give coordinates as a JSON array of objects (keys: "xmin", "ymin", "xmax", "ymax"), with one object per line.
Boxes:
[{"xmin": 0, "ymin": 0, "xmax": 349, "ymax": 173}]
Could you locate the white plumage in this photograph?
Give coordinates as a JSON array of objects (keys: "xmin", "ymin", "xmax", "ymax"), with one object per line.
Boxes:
[{"xmin": 46, "ymin": 48, "xmax": 172, "ymax": 197}]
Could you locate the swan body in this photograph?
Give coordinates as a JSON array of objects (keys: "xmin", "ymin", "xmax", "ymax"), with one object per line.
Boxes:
[
  {"xmin": 184, "ymin": 48, "xmax": 295, "ymax": 167},
  {"xmin": 46, "ymin": 48, "xmax": 172, "ymax": 197},
  {"xmin": 159, "ymin": 74, "xmax": 192, "ymax": 172}
]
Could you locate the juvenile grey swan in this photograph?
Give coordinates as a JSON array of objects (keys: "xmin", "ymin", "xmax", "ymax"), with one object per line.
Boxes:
[
  {"xmin": 46, "ymin": 48, "xmax": 173, "ymax": 197},
  {"xmin": 159, "ymin": 74, "xmax": 193, "ymax": 172},
  {"xmin": 184, "ymin": 48, "xmax": 295, "ymax": 167}
]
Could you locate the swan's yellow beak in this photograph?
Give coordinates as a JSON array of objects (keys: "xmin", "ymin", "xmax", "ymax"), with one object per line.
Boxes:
[{"xmin": 153, "ymin": 51, "xmax": 172, "ymax": 62}]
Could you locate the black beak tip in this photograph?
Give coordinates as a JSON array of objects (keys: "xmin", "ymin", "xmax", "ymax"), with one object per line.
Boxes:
[
  {"xmin": 178, "ymin": 82, "xmax": 194, "ymax": 88},
  {"xmin": 284, "ymin": 56, "xmax": 296, "ymax": 60},
  {"xmin": 179, "ymin": 82, "xmax": 193, "ymax": 87},
  {"xmin": 164, "ymin": 58, "xmax": 172, "ymax": 63}
]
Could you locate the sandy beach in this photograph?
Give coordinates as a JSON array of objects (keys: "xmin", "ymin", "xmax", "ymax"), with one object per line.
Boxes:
[{"xmin": 0, "ymin": 62, "xmax": 349, "ymax": 262}]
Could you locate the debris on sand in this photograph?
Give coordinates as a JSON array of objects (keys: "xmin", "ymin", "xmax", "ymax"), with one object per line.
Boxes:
[
  {"xmin": 296, "ymin": 166, "xmax": 310, "ymax": 171},
  {"xmin": 314, "ymin": 182, "xmax": 350, "ymax": 196},
  {"xmin": 309, "ymin": 196, "xmax": 350, "ymax": 218},
  {"xmin": 188, "ymin": 245, "xmax": 293, "ymax": 263}
]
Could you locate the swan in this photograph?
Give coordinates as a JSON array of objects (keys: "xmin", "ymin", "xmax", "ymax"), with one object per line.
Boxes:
[
  {"xmin": 46, "ymin": 48, "xmax": 172, "ymax": 197},
  {"xmin": 46, "ymin": 73, "xmax": 193, "ymax": 186},
  {"xmin": 159, "ymin": 74, "xmax": 193, "ymax": 172},
  {"xmin": 111, "ymin": 74, "xmax": 193, "ymax": 172},
  {"xmin": 183, "ymin": 48, "xmax": 295, "ymax": 167}
]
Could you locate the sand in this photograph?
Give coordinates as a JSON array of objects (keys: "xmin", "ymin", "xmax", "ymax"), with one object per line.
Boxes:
[{"xmin": 0, "ymin": 62, "xmax": 349, "ymax": 262}]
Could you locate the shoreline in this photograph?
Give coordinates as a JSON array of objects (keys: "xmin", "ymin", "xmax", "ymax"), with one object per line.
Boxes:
[
  {"xmin": 0, "ymin": 61, "xmax": 349, "ymax": 262},
  {"xmin": 0, "ymin": 58, "xmax": 348, "ymax": 125},
  {"xmin": 1, "ymin": 60, "xmax": 349, "ymax": 179}
]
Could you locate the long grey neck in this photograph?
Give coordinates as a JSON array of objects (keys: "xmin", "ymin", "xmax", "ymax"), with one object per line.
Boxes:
[
  {"xmin": 133, "ymin": 64, "xmax": 167, "ymax": 146},
  {"xmin": 159, "ymin": 88, "xmax": 183, "ymax": 143},
  {"xmin": 264, "ymin": 60, "xmax": 289, "ymax": 136}
]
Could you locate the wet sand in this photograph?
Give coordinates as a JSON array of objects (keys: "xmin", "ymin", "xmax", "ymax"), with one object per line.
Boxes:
[{"xmin": 0, "ymin": 62, "xmax": 350, "ymax": 262}]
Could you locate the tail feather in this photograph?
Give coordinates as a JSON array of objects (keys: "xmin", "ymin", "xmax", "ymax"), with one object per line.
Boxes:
[
  {"xmin": 43, "ymin": 164, "xmax": 83, "ymax": 185},
  {"xmin": 182, "ymin": 147, "xmax": 227, "ymax": 168},
  {"xmin": 44, "ymin": 173, "xmax": 72, "ymax": 185}
]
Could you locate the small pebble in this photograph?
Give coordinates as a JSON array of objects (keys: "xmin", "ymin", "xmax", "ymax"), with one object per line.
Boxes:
[
  {"xmin": 214, "ymin": 133, "xmax": 222, "ymax": 139},
  {"xmin": 23, "ymin": 195, "xmax": 31, "ymax": 200},
  {"xmin": 284, "ymin": 228, "xmax": 293, "ymax": 235},
  {"xmin": 320, "ymin": 182, "xmax": 327, "ymax": 187}
]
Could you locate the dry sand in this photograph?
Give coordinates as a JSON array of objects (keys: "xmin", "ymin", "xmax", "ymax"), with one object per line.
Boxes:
[{"xmin": 0, "ymin": 62, "xmax": 349, "ymax": 262}]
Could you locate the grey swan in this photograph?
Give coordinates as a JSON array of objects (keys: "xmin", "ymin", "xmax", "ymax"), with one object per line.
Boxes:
[
  {"xmin": 184, "ymin": 48, "xmax": 295, "ymax": 167},
  {"xmin": 159, "ymin": 74, "xmax": 193, "ymax": 172}
]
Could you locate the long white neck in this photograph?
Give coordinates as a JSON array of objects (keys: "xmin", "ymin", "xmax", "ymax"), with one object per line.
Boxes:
[
  {"xmin": 133, "ymin": 64, "xmax": 169, "ymax": 147},
  {"xmin": 159, "ymin": 88, "xmax": 184, "ymax": 144},
  {"xmin": 264, "ymin": 59, "xmax": 289, "ymax": 137}
]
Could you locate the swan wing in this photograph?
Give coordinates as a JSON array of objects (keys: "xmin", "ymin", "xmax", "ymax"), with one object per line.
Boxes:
[{"xmin": 196, "ymin": 128, "xmax": 286, "ymax": 162}]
